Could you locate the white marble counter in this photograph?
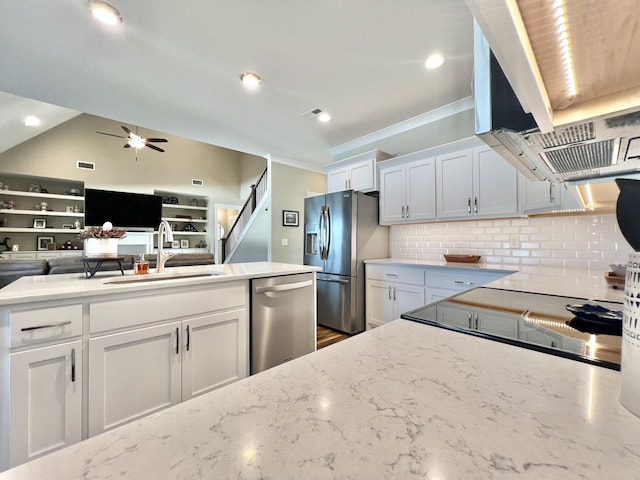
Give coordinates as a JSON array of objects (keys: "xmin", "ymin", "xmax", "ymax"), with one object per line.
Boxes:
[
  {"xmin": 365, "ymin": 258, "xmax": 624, "ymax": 303},
  {"xmin": 2, "ymin": 319, "xmax": 639, "ymax": 479},
  {"xmin": 0, "ymin": 262, "xmax": 321, "ymax": 306}
]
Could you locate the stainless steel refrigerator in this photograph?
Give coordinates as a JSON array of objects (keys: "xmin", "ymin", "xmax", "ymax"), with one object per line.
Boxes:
[{"xmin": 303, "ymin": 190, "xmax": 389, "ymax": 334}]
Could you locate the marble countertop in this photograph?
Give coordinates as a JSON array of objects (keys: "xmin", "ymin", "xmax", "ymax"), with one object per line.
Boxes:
[
  {"xmin": 365, "ymin": 258, "xmax": 624, "ymax": 303},
  {"xmin": 0, "ymin": 262, "xmax": 321, "ymax": 306},
  {"xmin": 2, "ymin": 319, "xmax": 640, "ymax": 479}
]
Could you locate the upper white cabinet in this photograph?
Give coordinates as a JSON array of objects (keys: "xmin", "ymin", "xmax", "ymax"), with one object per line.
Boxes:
[
  {"xmin": 437, "ymin": 146, "xmax": 518, "ymax": 220},
  {"xmin": 379, "ymin": 154, "xmax": 436, "ymax": 225},
  {"xmin": 324, "ymin": 149, "xmax": 392, "ymax": 193},
  {"xmin": 519, "ymin": 175, "xmax": 583, "ymax": 214}
]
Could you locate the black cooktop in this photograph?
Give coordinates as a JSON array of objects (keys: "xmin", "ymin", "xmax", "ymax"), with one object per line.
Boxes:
[{"xmin": 401, "ymin": 287, "xmax": 623, "ymax": 370}]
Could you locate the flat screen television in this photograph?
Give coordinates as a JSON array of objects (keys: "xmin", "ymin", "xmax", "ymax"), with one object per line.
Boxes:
[{"xmin": 84, "ymin": 189, "xmax": 162, "ymax": 229}]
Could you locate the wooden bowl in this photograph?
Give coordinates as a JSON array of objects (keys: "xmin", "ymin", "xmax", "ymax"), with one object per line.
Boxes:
[
  {"xmin": 605, "ymin": 272, "xmax": 625, "ymax": 289},
  {"xmin": 443, "ymin": 254, "xmax": 481, "ymax": 264}
]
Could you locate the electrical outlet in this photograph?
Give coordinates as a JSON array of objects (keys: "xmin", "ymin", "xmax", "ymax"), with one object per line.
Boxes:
[
  {"xmin": 281, "ymin": 238, "xmax": 288, "ymax": 246},
  {"xmin": 509, "ymin": 235, "xmax": 520, "ymax": 248}
]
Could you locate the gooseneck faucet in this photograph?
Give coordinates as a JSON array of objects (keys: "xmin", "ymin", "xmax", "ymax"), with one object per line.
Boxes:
[{"xmin": 156, "ymin": 220, "xmax": 176, "ymax": 273}]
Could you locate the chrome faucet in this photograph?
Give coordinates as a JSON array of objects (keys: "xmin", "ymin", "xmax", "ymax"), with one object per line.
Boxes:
[{"xmin": 156, "ymin": 220, "xmax": 176, "ymax": 273}]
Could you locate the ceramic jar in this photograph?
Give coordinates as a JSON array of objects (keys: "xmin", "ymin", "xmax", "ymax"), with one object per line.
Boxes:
[{"xmin": 621, "ymin": 252, "xmax": 640, "ymax": 417}]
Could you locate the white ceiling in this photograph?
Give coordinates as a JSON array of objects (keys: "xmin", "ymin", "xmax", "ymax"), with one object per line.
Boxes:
[{"xmin": 0, "ymin": 0, "xmax": 475, "ymax": 168}]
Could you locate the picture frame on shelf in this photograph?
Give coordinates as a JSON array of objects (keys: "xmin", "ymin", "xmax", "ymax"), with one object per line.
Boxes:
[
  {"xmin": 37, "ymin": 236, "xmax": 54, "ymax": 251},
  {"xmin": 33, "ymin": 218, "xmax": 46, "ymax": 229},
  {"xmin": 28, "ymin": 183, "xmax": 42, "ymax": 193},
  {"xmin": 180, "ymin": 239, "xmax": 189, "ymax": 248},
  {"xmin": 282, "ymin": 210, "xmax": 299, "ymax": 227},
  {"xmin": 170, "ymin": 240, "xmax": 180, "ymax": 248}
]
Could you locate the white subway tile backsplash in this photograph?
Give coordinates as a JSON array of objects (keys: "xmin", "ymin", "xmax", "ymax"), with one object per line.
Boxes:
[{"xmin": 390, "ymin": 214, "xmax": 632, "ymax": 269}]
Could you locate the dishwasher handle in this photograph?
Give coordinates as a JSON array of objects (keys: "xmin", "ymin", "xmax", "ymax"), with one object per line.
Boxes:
[{"xmin": 254, "ymin": 279, "xmax": 313, "ymax": 294}]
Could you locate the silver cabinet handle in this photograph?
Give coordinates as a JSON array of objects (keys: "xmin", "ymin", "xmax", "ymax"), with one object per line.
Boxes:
[
  {"xmin": 393, "ymin": 286, "xmax": 396, "ymax": 301},
  {"xmin": 406, "ymin": 205, "xmax": 410, "ymax": 217},
  {"xmin": 175, "ymin": 327, "xmax": 179, "ymax": 355},
  {"xmin": 549, "ymin": 182, "xmax": 556, "ymax": 203},
  {"xmin": 468, "ymin": 313, "xmax": 472, "ymax": 329},
  {"xmin": 385, "ymin": 273, "xmax": 399, "ymax": 278},
  {"xmin": 454, "ymin": 280, "xmax": 475, "ymax": 286},
  {"xmin": 388, "ymin": 286, "xmax": 392, "ymax": 300},
  {"xmin": 71, "ymin": 348, "xmax": 76, "ymax": 382},
  {"xmin": 401, "ymin": 205, "xmax": 405, "ymax": 218},
  {"xmin": 474, "ymin": 313, "xmax": 479, "ymax": 329},
  {"xmin": 186, "ymin": 325, "xmax": 191, "ymax": 351},
  {"xmin": 21, "ymin": 321, "xmax": 72, "ymax": 332},
  {"xmin": 467, "ymin": 197, "xmax": 471, "ymax": 214},
  {"xmin": 255, "ymin": 280, "xmax": 313, "ymax": 293},
  {"xmin": 474, "ymin": 197, "xmax": 478, "ymax": 214}
]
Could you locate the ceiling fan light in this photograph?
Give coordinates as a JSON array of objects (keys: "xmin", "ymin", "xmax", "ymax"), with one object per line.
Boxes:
[
  {"xmin": 88, "ymin": 0, "xmax": 122, "ymax": 25},
  {"xmin": 240, "ymin": 72, "xmax": 261, "ymax": 89},
  {"xmin": 128, "ymin": 134, "xmax": 145, "ymax": 149}
]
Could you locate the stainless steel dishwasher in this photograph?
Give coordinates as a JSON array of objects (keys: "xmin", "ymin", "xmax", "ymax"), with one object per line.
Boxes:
[{"xmin": 250, "ymin": 272, "xmax": 316, "ymax": 374}]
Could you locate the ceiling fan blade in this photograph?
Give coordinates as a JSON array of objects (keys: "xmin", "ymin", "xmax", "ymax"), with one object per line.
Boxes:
[
  {"xmin": 96, "ymin": 131, "xmax": 127, "ymax": 139},
  {"xmin": 121, "ymin": 125, "xmax": 132, "ymax": 135},
  {"xmin": 146, "ymin": 143, "xmax": 165, "ymax": 153},
  {"xmin": 145, "ymin": 138, "xmax": 168, "ymax": 143},
  {"xmin": 123, "ymin": 143, "xmax": 131, "ymax": 148}
]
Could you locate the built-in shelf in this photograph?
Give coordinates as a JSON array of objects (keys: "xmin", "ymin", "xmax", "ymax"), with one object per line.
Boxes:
[
  {"xmin": 0, "ymin": 189, "xmax": 84, "ymax": 202},
  {"xmin": 0, "ymin": 209, "xmax": 84, "ymax": 217},
  {"xmin": 161, "ymin": 217, "xmax": 207, "ymax": 224},
  {"xmin": 161, "ymin": 203, "xmax": 207, "ymax": 211},
  {"xmin": 0, "ymin": 227, "xmax": 82, "ymax": 234}
]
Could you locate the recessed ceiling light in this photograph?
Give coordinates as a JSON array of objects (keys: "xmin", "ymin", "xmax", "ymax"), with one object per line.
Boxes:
[
  {"xmin": 87, "ymin": 0, "xmax": 122, "ymax": 25},
  {"xmin": 240, "ymin": 72, "xmax": 261, "ymax": 89},
  {"xmin": 24, "ymin": 116, "xmax": 41, "ymax": 127},
  {"xmin": 425, "ymin": 53, "xmax": 444, "ymax": 70},
  {"xmin": 318, "ymin": 112, "xmax": 332, "ymax": 123}
]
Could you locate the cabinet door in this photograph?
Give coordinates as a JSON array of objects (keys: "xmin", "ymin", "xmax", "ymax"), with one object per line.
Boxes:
[
  {"xmin": 437, "ymin": 149, "xmax": 473, "ymax": 218},
  {"xmin": 476, "ymin": 311, "xmax": 518, "ymax": 338},
  {"xmin": 473, "ymin": 147, "xmax": 518, "ymax": 217},
  {"xmin": 393, "ymin": 284, "xmax": 425, "ymax": 317},
  {"xmin": 182, "ymin": 309, "xmax": 248, "ymax": 400},
  {"xmin": 435, "ymin": 304, "xmax": 474, "ymax": 329},
  {"xmin": 88, "ymin": 321, "xmax": 182, "ymax": 436},
  {"xmin": 327, "ymin": 167, "xmax": 349, "ymax": 193},
  {"xmin": 348, "ymin": 159, "xmax": 376, "ymax": 192},
  {"xmin": 10, "ymin": 340, "xmax": 82, "ymax": 467},
  {"xmin": 406, "ymin": 158, "xmax": 436, "ymax": 222},
  {"xmin": 379, "ymin": 165, "xmax": 406, "ymax": 224},
  {"xmin": 366, "ymin": 280, "xmax": 395, "ymax": 324},
  {"xmin": 519, "ymin": 175, "xmax": 561, "ymax": 213}
]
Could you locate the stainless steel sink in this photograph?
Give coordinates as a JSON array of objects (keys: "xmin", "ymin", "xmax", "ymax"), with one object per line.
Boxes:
[{"xmin": 103, "ymin": 271, "xmax": 226, "ymax": 284}]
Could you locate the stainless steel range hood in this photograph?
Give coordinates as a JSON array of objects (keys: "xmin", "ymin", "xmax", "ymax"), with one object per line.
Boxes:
[{"xmin": 474, "ymin": 21, "xmax": 640, "ymax": 186}]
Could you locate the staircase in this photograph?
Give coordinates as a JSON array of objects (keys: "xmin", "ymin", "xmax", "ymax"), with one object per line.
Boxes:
[{"xmin": 222, "ymin": 168, "xmax": 268, "ymax": 263}]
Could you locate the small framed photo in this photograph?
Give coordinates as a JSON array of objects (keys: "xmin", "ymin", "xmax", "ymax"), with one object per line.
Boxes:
[
  {"xmin": 283, "ymin": 210, "xmax": 299, "ymax": 227},
  {"xmin": 170, "ymin": 240, "xmax": 180, "ymax": 248},
  {"xmin": 33, "ymin": 218, "xmax": 46, "ymax": 229},
  {"xmin": 180, "ymin": 239, "xmax": 189, "ymax": 248},
  {"xmin": 37, "ymin": 236, "xmax": 55, "ymax": 251},
  {"xmin": 62, "ymin": 224, "xmax": 74, "ymax": 229},
  {"xmin": 28, "ymin": 183, "xmax": 42, "ymax": 193}
]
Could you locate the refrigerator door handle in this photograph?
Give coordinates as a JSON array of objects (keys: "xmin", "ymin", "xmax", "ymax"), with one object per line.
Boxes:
[
  {"xmin": 318, "ymin": 207, "xmax": 326, "ymax": 259},
  {"xmin": 318, "ymin": 277, "xmax": 349, "ymax": 285},
  {"xmin": 324, "ymin": 206, "xmax": 331, "ymax": 260}
]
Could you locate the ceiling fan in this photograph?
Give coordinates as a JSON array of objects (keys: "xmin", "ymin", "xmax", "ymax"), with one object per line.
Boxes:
[{"xmin": 96, "ymin": 125, "xmax": 168, "ymax": 159}]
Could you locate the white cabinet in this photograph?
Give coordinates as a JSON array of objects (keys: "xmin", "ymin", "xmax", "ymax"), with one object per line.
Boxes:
[
  {"xmin": 365, "ymin": 265, "xmax": 426, "ymax": 329},
  {"xmin": 436, "ymin": 304, "xmax": 519, "ymax": 338},
  {"xmin": 87, "ymin": 283, "xmax": 248, "ymax": 436},
  {"xmin": 519, "ymin": 175, "xmax": 583, "ymax": 214},
  {"xmin": 379, "ymin": 156, "xmax": 436, "ymax": 224},
  {"xmin": 425, "ymin": 268, "xmax": 509, "ymax": 304},
  {"xmin": 324, "ymin": 149, "xmax": 392, "ymax": 193},
  {"xmin": 437, "ymin": 146, "xmax": 518, "ymax": 220},
  {"xmin": 7, "ymin": 304, "xmax": 83, "ymax": 468}
]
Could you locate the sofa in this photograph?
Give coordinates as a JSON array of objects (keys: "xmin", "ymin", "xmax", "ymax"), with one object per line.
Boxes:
[{"xmin": 0, "ymin": 253, "xmax": 215, "ymax": 288}]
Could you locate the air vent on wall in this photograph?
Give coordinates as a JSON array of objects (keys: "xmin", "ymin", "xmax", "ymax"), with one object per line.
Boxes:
[
  {"xmin": 77, "ymin": 161, "xmax": 95, "ymax": 170},
  {"xmin": 192, "ymin": 178, "xmax": 203, "ymax": 187}
]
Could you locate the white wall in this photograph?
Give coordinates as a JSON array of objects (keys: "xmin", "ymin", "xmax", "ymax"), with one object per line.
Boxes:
[{"xmin": 390, "ymin": 214, "xmax": 632, "ymax": 270}]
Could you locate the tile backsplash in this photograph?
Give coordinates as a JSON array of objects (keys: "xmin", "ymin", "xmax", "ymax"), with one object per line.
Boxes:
[{"xmin": 390, "ymin": 214, "xmax": 632, "ymax": 270}]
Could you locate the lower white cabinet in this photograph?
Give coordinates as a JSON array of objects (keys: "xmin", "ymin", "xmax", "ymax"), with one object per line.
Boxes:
[
  {"xmin": 10, "ymin": 340, "xmax": 82, "ymax": 467},
  {"xmin": 366, "ymin": 280, "xmax": 425, "ymax": 326},
  {"xmin": 88, "ymin": 322, "xmax": 182, "ymax": 436},
  {"xmin": 436, "ymin": 304, "xmax": 518, "ymax": 338}
]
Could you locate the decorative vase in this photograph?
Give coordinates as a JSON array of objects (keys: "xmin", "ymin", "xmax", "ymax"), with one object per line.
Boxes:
[
  {"xmin": 621, "ymin": 252, "xmax": 640, "ymax": 417},
  {"xmin": 84, "ymin": 238, "xmax": 119, "ymax": 257}
]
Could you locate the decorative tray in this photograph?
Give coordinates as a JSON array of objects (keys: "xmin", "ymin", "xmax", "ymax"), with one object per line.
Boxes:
[
  {"xmin": 443, "ymin": 254, "xmax": 481, "ymax": 263},
  {"xmin": 604, "ymin": 272, "xmax": 625, "ymax": 289}
]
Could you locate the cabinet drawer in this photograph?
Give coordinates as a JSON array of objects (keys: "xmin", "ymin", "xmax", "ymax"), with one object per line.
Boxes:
[
  {"xmin": 366, "ymin": 265, "xmax": 425, "ymax": 286},
  {"xmin": 90, "ymin": 282, "xmax": 247, "ymax": 334},
  {"xmin": 425, "ymin": 269, "xmax": 505, "ymax": 290},
  {"xmin": 10, "ymin": 304, "xmax": 83, "ymax": 348}
]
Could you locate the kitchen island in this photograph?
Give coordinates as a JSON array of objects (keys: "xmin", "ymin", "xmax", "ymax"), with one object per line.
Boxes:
[
  {"xmin": 1, "ymin": 318, "xmax": 639, "ymax": 479},
  {"xmin": 0, "ymin": 262, "xmax": 320, "ymax": 471}
]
